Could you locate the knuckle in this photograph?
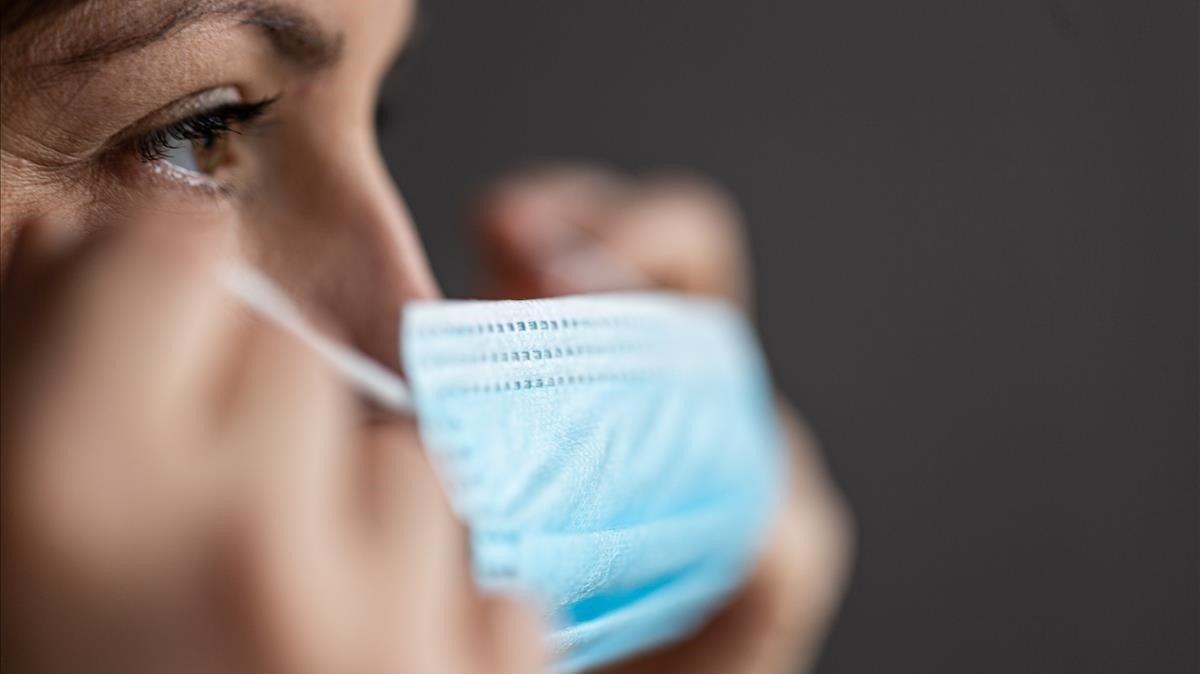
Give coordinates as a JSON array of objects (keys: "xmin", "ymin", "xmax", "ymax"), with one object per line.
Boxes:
[
  {"xmin": 646, "ymin": 169, "xmax": 737, "ymax": 210},
  {"xmin": 634, "ymin": 173, "xmax": 745, "ymax": 239}
]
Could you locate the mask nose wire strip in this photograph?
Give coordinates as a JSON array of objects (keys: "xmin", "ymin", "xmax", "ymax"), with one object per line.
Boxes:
[{"xmin": 217, "ymin": 260, "xmax": 415, "ymax": 414}]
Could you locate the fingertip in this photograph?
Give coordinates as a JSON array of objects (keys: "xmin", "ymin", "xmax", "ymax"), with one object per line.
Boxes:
[{"xmin": 1, "ymin": 216, "xmax": 70, "ymax": 285}]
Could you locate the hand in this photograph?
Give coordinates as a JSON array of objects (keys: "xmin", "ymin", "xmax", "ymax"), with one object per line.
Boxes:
[
  {"xmin": 0, "ymin": 219, "xmax": 542, "ymax": 674},
  {"xmin": 472, "ymin": 163, "xmax": 854, "ymax": 673}
]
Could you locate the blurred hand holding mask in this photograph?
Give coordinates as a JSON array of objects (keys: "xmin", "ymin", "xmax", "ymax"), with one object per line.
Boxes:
[{"xmin": 225, "ymin": 262, "xmax": 785, "ymax": 671}]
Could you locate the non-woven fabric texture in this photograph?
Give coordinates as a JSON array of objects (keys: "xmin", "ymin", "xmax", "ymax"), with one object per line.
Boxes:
[{"xmin": 402, "ymin": 292, "xmax": 783, "ymax": 672}]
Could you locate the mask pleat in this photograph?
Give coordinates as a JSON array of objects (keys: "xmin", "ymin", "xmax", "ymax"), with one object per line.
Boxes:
[{"xmin": 402, "ymin": 292, "xmax": 782, "ymax": 671}]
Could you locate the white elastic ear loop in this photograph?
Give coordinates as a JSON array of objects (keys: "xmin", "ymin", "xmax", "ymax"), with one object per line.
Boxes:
[{"xmin": 217, "ymin": 260, "xmax": 414, "ymax": 414}]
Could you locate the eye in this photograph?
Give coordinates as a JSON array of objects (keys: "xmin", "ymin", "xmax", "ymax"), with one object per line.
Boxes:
[
  {"xmin": 158, "ymin": 129, "xmax": 223, "ymax": 174},
  {"xmin": 133, "ymin": 98, "xmax": 277, "ymax": 177}
]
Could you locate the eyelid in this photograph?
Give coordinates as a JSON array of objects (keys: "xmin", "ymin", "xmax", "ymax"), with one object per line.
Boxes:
[
  {"xmin": 132, "ymin": 96, "xmax": 278, "ymax": 162},
  {"xmin": 106, "ymin": 86, "xmax": 246, "ymax": 150},
  {"xmin": 103, "ymin": 86, "xmax": 279, "ymax": 201}
]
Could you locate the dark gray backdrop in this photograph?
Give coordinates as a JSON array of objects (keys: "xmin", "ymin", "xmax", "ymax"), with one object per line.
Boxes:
[{"xmin": 380, "ymin": 2, "xmax": 1199, "ymax": 672}]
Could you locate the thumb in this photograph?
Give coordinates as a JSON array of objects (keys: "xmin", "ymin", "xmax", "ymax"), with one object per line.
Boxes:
[{"xmin": 472, "ymin": 165, "xmax": 751, "ymax": 308}]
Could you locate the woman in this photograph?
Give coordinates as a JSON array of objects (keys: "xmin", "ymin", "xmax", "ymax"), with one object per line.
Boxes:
[{"xmin": 0, "ymin": 1, "xmax": 851, "ymax": 672}]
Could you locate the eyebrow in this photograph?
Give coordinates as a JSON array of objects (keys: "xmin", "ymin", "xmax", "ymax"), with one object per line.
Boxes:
[{"xmin": 49, "ymin": 0, "xmax": 344, "ymax": 72}]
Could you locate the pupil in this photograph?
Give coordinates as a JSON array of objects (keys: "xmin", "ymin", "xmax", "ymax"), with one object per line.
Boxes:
[{"xmin": 193, "ymin": 134, "xmax": 224, "ymax": 174}]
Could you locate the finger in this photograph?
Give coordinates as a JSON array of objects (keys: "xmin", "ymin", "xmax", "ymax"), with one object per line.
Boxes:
[
  {"xmin": 1, "ymin": 216, "xmax": 69, "ymax": 304},
  {"xmin": 576, "ymin": 174, "xmax": 751, "ymax": 307},
  {"xmin": 0, "ymin": 219, "xmax": 59, "ymax": 393},
  {"xmin": 359, "ymin": 421, "xmax": 486, "ymax": 673},
  {"xmin": 222, "ymin": 322, "xmax": 363, "ymax": 674},
  {"xmin": 472, "ymin": 166, "xmax": 751, "ymax": 307},
  {"xmin": 14, "ymin": 218, "xmax": 233, "ymax": 447},
  {"xmin": 0, "ymin": 218, "xmax": 240, "ymax": 621},
  {"xmin": 221, "ymin": 318, "xmax": 354, "ymax": 495},
  {"xmin": 363, "ymin": 422, "xmax": 473, "ymax": 612},
  {"xmin": 0, "ymin": 210, "xmax": 99, "ymax": 288},
  {"xmin": 474, "ymin": 162, "xmax": 629, "ymax": 257},
  {"xmin": 471, "ymin": 163, "xmax": 630, "ymax": 298},
  {"xmin": 356, "ymin": 421, "xmax": 441, "ymax": 542}
]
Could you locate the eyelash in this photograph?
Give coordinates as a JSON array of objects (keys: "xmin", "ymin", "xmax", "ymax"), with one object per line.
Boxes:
[{"xmin": 133, "ymin": 97, "xmax": 278, "ymax": 163}]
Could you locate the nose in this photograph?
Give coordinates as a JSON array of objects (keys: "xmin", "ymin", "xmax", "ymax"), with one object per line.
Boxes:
[{"xmin": 247, "ymin": 130, "xmax": 441, "ymax": 372}]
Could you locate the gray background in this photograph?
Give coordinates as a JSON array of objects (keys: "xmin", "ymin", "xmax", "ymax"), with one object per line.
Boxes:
[{"xmin": 381, "ymin": 2, "xmax": 1199, "ymax": 672}]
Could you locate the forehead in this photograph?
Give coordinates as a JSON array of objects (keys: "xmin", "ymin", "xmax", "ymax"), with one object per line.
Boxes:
[{"xmin": 5, "ymin": 0, "xmax": 415, "ymax": 73}]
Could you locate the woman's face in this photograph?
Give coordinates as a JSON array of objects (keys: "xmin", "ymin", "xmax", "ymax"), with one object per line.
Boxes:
[
  {"xmin": 1, "ymin": 7, "xmax": 852, "ymax": 671},
  {"xmin": 0, "ymin": 0, "xmax": 436, "ymax": 368}
]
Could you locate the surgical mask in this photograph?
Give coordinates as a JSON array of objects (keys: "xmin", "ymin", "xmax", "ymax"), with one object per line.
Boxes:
[
  {"xmin": 403, "ymin": 292, "xmax": 783, "ymax": 671},
  {"xmin": 222, "ymin": 264, "xmax": 784, "ymax": 672}
]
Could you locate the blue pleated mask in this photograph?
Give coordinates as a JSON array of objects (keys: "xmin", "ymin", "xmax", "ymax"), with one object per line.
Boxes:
[{"xmin": 401, "ymin": 292, "xmax": 784, "ymax": 672}]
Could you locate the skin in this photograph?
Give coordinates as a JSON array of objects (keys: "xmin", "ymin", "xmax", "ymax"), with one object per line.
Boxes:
[{"xmin": 0, "ymin": 1, "xmax": 852, "ymax": 672}]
